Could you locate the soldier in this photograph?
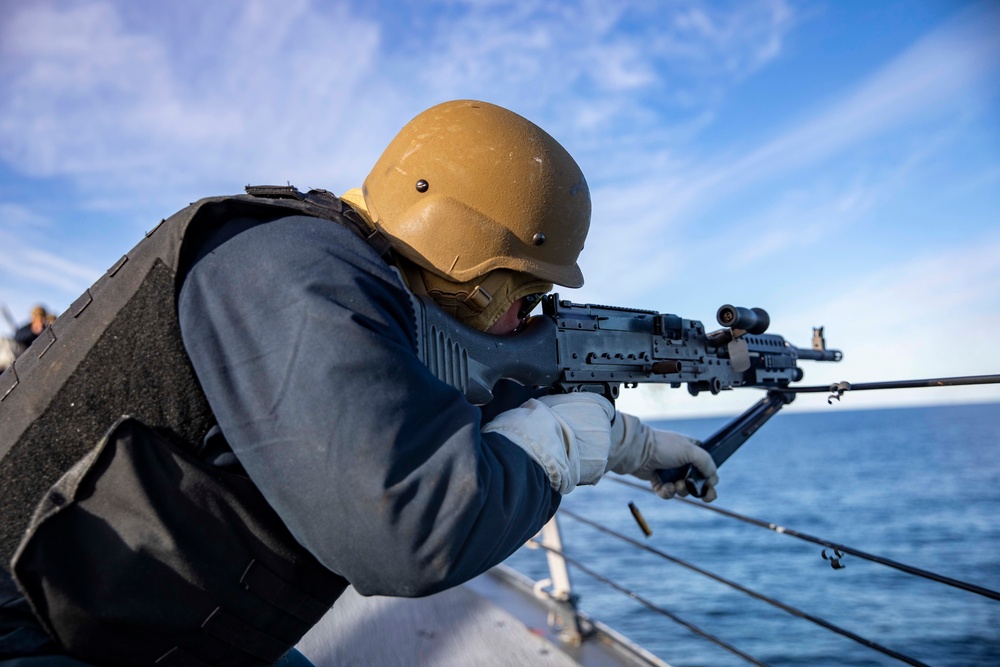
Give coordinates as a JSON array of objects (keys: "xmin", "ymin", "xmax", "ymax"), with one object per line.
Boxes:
[
  {"xmin": 0, "ymin": 101, "xmax": 717, "ymax": 666},
  {"xmin": 13, "ymin": 306, "xmax": 50, "ymax": 351}
]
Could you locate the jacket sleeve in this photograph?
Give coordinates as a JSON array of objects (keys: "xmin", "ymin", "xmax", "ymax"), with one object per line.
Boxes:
[{"xmin": 177, "ymin": 213, "xmax": 559, "ymax": 597}]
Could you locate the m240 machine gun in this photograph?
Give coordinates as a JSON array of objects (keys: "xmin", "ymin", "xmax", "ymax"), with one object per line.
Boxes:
[{"xmin": 411, "ymin": 293, "xmax": 843, "ymax": 497}]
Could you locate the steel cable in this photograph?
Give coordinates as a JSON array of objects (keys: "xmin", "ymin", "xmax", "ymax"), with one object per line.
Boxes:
[
  {"xmin": 609, "ymin": 476, "xmax": 1000, "ymax": 602},
  {"xmin": 557, "ymin": 507, "xmax": 931, "ymax": 667}
]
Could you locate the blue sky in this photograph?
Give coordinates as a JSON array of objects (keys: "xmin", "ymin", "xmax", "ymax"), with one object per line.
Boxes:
[{"xmin": 1, "ymin": 0, "xmax": 998, "ymax": 417}]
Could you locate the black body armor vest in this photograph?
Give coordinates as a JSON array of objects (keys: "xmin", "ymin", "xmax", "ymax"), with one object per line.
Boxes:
[{"xmin": 0, "ymin": 188, "xmax": 385, "ymax": 666}]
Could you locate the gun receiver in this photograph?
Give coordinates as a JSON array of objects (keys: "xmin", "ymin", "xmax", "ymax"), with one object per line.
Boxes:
[{"xmin": 411, "ymin": 293, "xmax": 842, "ymax": 405}]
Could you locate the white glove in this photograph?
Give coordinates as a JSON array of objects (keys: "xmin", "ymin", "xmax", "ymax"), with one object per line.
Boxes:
[
  {"xmin": 608, "ymin": 412, "xmax": 719, "ymax": 501},
  {"xmin": 482, "ymin": 393, "xmax": 615, "ymax": 495}
]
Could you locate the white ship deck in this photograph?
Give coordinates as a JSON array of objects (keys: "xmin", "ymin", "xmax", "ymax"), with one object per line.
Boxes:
[{"xmin": 295, "ymin": 566, "xmax": 669, "ymax": 667}]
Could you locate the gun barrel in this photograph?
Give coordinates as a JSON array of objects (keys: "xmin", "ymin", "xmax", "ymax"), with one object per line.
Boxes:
[{"xmin": 794, "ymin": 347, "xmax": 843, "ymax": 362}]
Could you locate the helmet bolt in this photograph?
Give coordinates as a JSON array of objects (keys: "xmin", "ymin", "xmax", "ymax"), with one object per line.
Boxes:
[
  {"xmin": 415, "ymin": 179, "xmax": 429, "ymax": 193},
  {"xmin": 532, "ymin": 233, "xmax": 546, "ymax": 246}
]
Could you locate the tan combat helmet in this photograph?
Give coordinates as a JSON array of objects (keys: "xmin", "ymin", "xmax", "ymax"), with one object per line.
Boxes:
[{"xmin": 361, "ymin": 100, "xmax": 591, "ymax": 330}]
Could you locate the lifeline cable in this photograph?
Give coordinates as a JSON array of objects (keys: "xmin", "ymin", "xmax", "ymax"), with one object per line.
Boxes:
[
  {"xmin": 609, "ymin": 477, "xmax": 1000, "ymax": 602},
  {"xmin": 557, "ymin": 508, "xmax": 932, "ymax": 667},
  {"xmin": 784, "ymin": 373, "xmax": 1000, "ymax": 401}
]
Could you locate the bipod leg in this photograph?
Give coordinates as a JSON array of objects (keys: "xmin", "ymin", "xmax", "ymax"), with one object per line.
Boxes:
[{"xmin": 656, "ymin": 389, "xmax": 795, "ymax": 497}]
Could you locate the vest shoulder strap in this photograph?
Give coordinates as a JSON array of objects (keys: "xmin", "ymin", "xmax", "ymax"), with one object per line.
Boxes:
[{"xmin": 243, "ymin": 185, "xmax": 394, "ymax": 259}]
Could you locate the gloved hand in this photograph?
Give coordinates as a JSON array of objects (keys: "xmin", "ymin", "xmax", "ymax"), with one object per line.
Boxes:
[
  {"xmin": 482, "ymin": 393, "xmax": 615, "ymax": 495},
  {"xmin": 607, "ymin": 412, "xmax": 719, "ymax": 501}
]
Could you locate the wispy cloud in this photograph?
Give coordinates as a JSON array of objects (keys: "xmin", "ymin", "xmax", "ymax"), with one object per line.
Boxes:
[
  {"xmin": 0, "ymin": 1, "xmax": 390, "ymax": 202},
  {"xmin": 0, "ymin": 0, "xmax": 796, "ymax": 205},
  {"xmin": 579, "ymin": 2, "xmax": 1000, "ymax": 302},
  {"xmin": 654, "ymin": 0, "xmax": 793, "ymax": 77},
  {"xmin": 769, "ymin": 234, "xmax": 1000, "ymax": 411},
  {"xmin": 399, "ymin": 0, "xmax": 795, "ymax": 137},
  {"xmin": 631, "ymin": 2, "xmax": 997, "ymax": 218},
  {"xmin": 0, "ymin": 1, "xmax": 996, "ymax": 417},
  {"xmin": 707, "ymin": 4, "xmax": 1000, "ymax": 189},
  {"xmin": 0, "ymin": 235, "xmax": 103, "ymax": 296},
  {"xmin": 617, "ymin": 235, "xmax": 1000, "ymax": 419},
  {"xmin": 0, "ymin": 0, "xmax": 801, "ymax": 321}
]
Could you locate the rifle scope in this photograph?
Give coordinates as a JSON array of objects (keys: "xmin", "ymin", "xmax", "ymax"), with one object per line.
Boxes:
[{"xmin": 716, "ymin": 305, "xmax": 770, "ymax": 334}]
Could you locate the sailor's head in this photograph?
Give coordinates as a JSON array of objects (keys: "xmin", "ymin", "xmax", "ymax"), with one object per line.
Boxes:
[{"xmin": 363, "ymin": 100, "xmax": 591, "ymax": 332}]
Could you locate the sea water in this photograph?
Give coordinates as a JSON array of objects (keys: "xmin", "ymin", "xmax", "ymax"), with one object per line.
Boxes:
[{"xmin": 504, "ymin": 402, "xmax": 1000, "ymax": 667}]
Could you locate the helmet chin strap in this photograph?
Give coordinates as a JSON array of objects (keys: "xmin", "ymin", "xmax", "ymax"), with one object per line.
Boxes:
[{"xmin": 396, "ymin": 258, "xmax": 550, "ymax": 332}]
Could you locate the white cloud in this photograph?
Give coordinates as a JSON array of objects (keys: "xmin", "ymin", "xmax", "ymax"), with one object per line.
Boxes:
[
  {"xmin": 0, "ymin": 204, "xmax": 103, "ymax": 285},
  {"xmin": 401, "ymin": 0, "xmax": 795, "ymax": 129},
  {"xmin": 617, "ymin": 235, "xmax": 1000, "ymax": 420},
  {"xmin": 571, "ymin": 2, "xmax": 1000, "ymax": 315},
  {"xmin": 602, "ymin": 2, "xmax": 997, "ymax": 221},
  {"xmin": 0, "ymin": 200, "xmax": 108, "ymax": 318},
  {"xmin": 660, "ymin": 0, "xmax": 793, "ymax": 76},
  {"xmin": 0, "ymin": 1, "xmax": 391, "ymax": 203},
  {"xmin": 0, "ymin": 0, "xmax": 798, "ymax": 202},
  {"xmin": 719, "ymin": 5, "xmax": 1000, "ymax": 181},
  {"xmin": 1, "ymin": 0, "xmax": 997, "ymax": 418},
  {"xmin": 0, "ymin": 241, "xmax": 102, "ymax": 293},
  {"xmin": 0, "ymin": 0, "xmax": 803, "ymax": 331},
  {"xmin": 781, "ymin": 236, "xmax": 1000, "ymax": 370}
]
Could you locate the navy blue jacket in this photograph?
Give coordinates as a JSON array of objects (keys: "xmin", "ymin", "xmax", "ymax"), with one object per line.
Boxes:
[
  {"xmin": 13, "ymin": 324, "xmax": 39, "ymax": 349},
  {"xmin": 178, "ymin": 214, "xmax": 560, "ymax": 598}
]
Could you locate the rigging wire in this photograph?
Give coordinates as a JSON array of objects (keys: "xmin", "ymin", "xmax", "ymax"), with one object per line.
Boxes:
[
  {"xmin": 783, "ymin": 373, "xmax": 1000, "ymax": 395},
  {"xmin": 609, "ymin": 477, "xmax": 1000, "ymax": 602},
  {"xmin": 556, "ymin": 508, "xmax": 932, "ymax": 667},
  {"xmin": 527, "ymin": 538, "xmax": 770, "ymax": 667}
]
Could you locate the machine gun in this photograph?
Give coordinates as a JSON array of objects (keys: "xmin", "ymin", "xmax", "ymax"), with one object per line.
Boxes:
[{"xmin": 411, "ymin": 293, "xmax": 843, "ymax": 497}]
